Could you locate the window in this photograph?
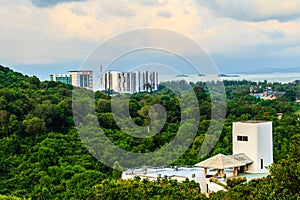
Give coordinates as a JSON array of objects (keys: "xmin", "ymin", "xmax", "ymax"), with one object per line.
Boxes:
[
  {"xmin": 237, "ymin": 135, "xmax": 248, "ymax": 141},
  {"xmin": 261, "ymin": 159, "xmax": 263, "ymax": 169}
]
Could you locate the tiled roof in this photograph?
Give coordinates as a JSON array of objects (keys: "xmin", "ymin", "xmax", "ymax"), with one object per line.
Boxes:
[
  {"xmin": 229, "ymin": 153, "xmax": 253, "ymax": 165},
  {"xmin": 194, "ymin": 153, "xmax": 245, "ymax": 169}
]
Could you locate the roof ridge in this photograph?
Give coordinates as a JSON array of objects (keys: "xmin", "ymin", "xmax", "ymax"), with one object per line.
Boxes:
[{"xmin": 220, "ymin": 154, "xmax": 224, "ymax": 169}]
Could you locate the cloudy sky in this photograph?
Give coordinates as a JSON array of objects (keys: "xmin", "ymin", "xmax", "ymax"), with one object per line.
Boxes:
[{"xmin": 2, "ymin": 0, "xmax": 300, "ymax": 79}]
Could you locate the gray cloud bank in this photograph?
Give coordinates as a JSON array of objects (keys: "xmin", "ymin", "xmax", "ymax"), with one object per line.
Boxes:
[
  {"xmin": 31, "ymin": 0, "xmax": 86, "ymax": 8},
  {"xmin": 198, "ymin": 0, "xmax": 300, "ymax": 22}
]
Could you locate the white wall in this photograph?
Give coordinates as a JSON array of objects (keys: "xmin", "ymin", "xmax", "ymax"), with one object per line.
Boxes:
[
  {"xmin": 257, "ymin": 122, "xmax": 273, "ymax": 172},
  {"xmin": 233, "ymin": 122, "xmax": 258, "ymax": 172},
  {"xmin": 233, "ymin": 121, "xmax": 273, "ymax": 172},
  {"xmin": 106, "ymin": 71, "xmax": 119, "ymax": 92},
  {"xmin": 69, "ymin": 71, "xmax": 79, "ymax": 87}
]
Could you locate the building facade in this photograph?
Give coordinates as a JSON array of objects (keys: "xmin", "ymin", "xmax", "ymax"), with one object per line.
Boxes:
[
  {"xmin": 50, "ymin": 74, "xmax": 72, "ymax": 85},
  {"xmin": 104, "ymin": 70, "xmax": 158, "ymax": 94},
  {"xmin": 69, "ymin": 71, "xmax": 93, "ymax": 90},
  {"xmin": 233, "ymin": 121, "xmax": 273, "ymax": 172},
  {"xmin": 50, "ymin": 70, "xmax": 93, "ymax": 90},
  {"xmin": 104, "ymin": 71, "xmax": 119, "ymax": 92}
]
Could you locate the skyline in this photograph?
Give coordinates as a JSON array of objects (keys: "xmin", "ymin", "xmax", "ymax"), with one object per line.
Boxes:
[{"xmin": 2, "ymin": 1, "xmax": 300, "ymax": 80}]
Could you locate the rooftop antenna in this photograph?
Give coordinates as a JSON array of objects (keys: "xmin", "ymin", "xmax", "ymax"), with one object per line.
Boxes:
[{"xmin": 100, "ymin": 65, "xmax": 103, "ymax": 85}]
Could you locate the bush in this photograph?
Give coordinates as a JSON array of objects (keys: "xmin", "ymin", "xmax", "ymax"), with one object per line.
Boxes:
[{"xmin": 226, "ymin": 177, "xmax": 247, "ymax": 188}]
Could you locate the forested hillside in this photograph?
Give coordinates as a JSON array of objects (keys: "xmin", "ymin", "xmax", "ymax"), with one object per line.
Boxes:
[
  {"xmin": 0, "ymin": 65, "xmax": 112, "ymax": 199},
  {"xmin": 0, "ymin": 65, "xmax": 299, "ymax": 199}
]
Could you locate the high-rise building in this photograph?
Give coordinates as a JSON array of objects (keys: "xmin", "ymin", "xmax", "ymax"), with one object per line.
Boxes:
[
  {"xmin": 68, "ymin": 71, "xmax": 93, "ymax": 90},
  {"xmin": 50, "ymin": 70, "xmax": 93, "ymax": 90},
  {"xmin": 131, "ymin": 71, "xmax": 142, "ymax": 93},
  {"xmin": 104, "ymin": 70, "xmax": 158, "ymax": 94},
  {"xmin": 104, "ymin": 71, "xmax": 119, "ymax": 92}
]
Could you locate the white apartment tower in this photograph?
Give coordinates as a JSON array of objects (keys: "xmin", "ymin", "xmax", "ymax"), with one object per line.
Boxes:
[
  {"xmin": 68, "ymin": 71, "xmax": 93, "ymax": 90},
  {"xmin": 105, "ymin": 71, "xmax": 119, "ymax": 92},
  {"xmin": 233, "ymin": 121, "xmax": 273, "ymax": 172},
  {"xmin": 131, "ymin": 71, "xmax": 144, "ymax": 93},
  {"xmin": 143, "ymin": 71, "xmax": 158, "ymax": 91},
  {"xmin": 104, "ymin": 70, "xmax": 158, "ymax": 94}
]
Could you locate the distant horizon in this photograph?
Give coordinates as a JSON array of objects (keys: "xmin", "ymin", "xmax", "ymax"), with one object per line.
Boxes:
[
  {"xmin": 2, "ymin": 62, "xmax": 300, "ymax": 85},
  {"xmin": 2, "ymin": 62, "xmax": 300, "ymax": 81}
]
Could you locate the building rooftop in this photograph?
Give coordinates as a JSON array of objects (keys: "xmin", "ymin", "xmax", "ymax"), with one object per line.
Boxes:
[
  {"xmin": 238, "ymin": 120, "xmax": 270, "ymax": 124},
  {"xmin": 229, "ymin": 153, "xmax": 253, "ymax": 165},
  {"xmin": 194, "ymin": 153, "xmax": 245, "ymax": 169},
  {"xmin": 68, "ymin": 70, "xmax": 93, "ymax": 72},
  {"xmin": 122, "ymin": 166, "xmax": 269, "ymax": 194}
]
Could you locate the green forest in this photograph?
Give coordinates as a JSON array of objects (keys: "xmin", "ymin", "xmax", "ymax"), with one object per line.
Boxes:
[{"xmin": 0, "ymin": 65, "xmax": 299, "ymax": 199}]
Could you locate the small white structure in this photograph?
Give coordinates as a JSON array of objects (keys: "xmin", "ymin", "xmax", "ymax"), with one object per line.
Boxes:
[{"xmin": 233, "ymin": 120, "xmax": 273, "ymax": 172}]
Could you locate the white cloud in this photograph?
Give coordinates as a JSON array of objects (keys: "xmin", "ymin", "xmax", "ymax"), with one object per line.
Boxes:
[{"xmin": 2, "ymin": 0, "xmax": 300, "ymax": 66}]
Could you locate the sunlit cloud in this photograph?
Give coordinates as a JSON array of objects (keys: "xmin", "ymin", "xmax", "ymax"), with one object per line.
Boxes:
[{"xmin": 1, "ymin": 0, "xmax": 300, "ymax": 69}]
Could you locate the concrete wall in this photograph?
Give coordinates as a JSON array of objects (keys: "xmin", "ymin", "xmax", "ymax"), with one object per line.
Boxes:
[
  {"xmin": 69, "ymin": 71, "xmax": 78, "ymax": 88},
  {"xmin": 207, "ymin": 182, "xmax": 227, "ymax": 193},
  {"xmin": 257, "ymin": 122, "xmax": 273, "ymax": 172},
  {"xmin": 233, "ymin": 122, "xmax": 258, "ymax": 171},
  {"xmin": 233, "ymin": 121, "xmax": 273, "ymax": 172}
]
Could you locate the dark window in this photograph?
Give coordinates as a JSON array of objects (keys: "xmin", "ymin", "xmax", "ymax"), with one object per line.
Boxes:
[
  {"xmin": 237, "ymin": 135, "xmax": 248, "ymax": 141},
  {"xmin": 261, "ymin": 159, "xmax": 263, "ymax": 169}
]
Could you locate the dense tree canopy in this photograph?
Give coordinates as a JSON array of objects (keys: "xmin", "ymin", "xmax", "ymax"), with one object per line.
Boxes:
[{"xmin": 0, "ymin": 65, "xmax": 299, "ymax": 199}]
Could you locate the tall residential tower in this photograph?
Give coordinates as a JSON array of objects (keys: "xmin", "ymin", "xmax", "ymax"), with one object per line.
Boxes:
[{"xmin": 104, "ymin": 70, "xmax": 158, "ymax": 94}]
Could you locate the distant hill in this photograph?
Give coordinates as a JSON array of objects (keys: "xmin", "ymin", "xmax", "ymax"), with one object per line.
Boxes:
[{"xmin": 240, "ymin": 66, "xmax": 300, "ymax": 74}]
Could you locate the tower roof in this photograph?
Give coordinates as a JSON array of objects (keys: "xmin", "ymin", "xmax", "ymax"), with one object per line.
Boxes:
[{"xmin": 237, "ymin": 120, "xmax": 270, "ymax": 124}]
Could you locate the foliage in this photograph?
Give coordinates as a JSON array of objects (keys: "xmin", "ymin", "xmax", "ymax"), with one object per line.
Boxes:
[
  {"xmin": 94, "ymin": 177, "xmax": 208, "ymax": 200},
  {"xmin": 0, "ymin": 65, "xmax": 299, "ymax": 199},
  {"xmin": 0, "ymin": 194, "xmax": 30, "ymax": 200},
  {"xmin": 226, "ymin": 177, "xmax": 247, "ymax": 189},
  {"xmin": 0, "ymin": 66, "xmax": 111, "ymax": 199}
]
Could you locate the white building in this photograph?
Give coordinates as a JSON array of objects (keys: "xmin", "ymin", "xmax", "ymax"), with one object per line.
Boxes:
[
  {"xmin": 143, "ymin": 71, "xmax": 158, "ymax": 91},
  {"xmin": 104, "ymin": 70, "xmax": 158, "ymax": 94},
  {"xmin": 122, "ymin": 120, "xmax": 273, "ymax": 194},
  {"xmin": 131, "ymin": 71, "xmax": 144, "ymax": 93},
  {"xmin": 233, "ymin": 120, "xmax": 273, "ymax": 172},
  {"xmin": 68, "ymin": 71, "xmax": 93, "ymax": 90},
  {"xmin": 50, "ymin": 70, "xmax": 93, "ymax": 90},
  {"xmin": 104, "ymin": 71, "xmax": 119, "ymax": 92}
]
